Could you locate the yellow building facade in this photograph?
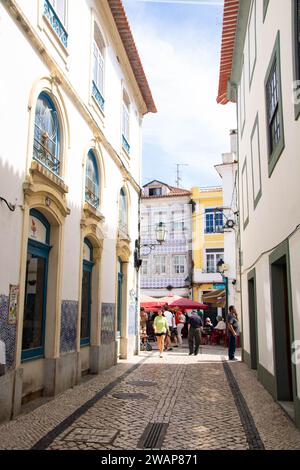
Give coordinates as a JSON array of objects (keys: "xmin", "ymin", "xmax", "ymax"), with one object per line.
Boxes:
[{"xmin": 191, "ymin": 187, "xmax": 224, "ymax": 315}]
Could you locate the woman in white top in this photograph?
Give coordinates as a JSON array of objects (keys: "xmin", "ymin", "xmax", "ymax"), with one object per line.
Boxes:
[{"xmin": 215, "ymin": 316, "xmax": 226, "ymax": 330}]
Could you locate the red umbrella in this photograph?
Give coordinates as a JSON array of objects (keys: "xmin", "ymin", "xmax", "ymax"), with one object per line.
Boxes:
[{"xmin": 168, "ymin": 298, "xmax": 208, "ymax": 310}]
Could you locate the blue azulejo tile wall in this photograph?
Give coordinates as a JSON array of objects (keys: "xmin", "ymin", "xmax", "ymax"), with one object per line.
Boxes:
[
  {"xmin": 60, "ymin": 300, "xmax": 78, "ymax": 354},
  {"xmin": 0, "ymin": 295, "xmax": 16, "ymax": 369},
  {"xmin": 101, "ymin": 303, "xmax": 115, "ymax": 344}
]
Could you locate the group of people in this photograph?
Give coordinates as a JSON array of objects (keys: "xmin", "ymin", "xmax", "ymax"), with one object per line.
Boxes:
[{"xmin": 140, "ymin": 304, "xmax": 240, "ymax": 361}]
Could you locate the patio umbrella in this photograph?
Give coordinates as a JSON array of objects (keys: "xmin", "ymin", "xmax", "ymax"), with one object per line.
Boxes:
[
  {"xmin": 140, "ymin": 294, "xmax": 161, "ymax": 307},
  {"xmin": 168, "ymin": 298, "xmax": 208, "ymax": 310},
  {"xmin": 155, "ymin": 294, "xmax": 183, "ymax": 305}
]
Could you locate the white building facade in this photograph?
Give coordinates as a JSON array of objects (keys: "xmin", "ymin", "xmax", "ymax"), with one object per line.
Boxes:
[
  {"xmin": 140, "ymin": 181, "xmax": 192, "ymax": 298},
  {"xmin": 215, "ymin": 130, "xmax": 240, "ymax": 311},
  {"xmin": 0, "ymin": 0, "xmax": 155, "ymax": 422},
  {"xmin": 217, "ymin": 0, "xmax": 300, "ymax": 429}
]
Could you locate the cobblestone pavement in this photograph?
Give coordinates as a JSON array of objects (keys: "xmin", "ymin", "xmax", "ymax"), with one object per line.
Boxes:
[{"xmin": 0, "ymin": 344, "xmax": 300, "ymax": 450}]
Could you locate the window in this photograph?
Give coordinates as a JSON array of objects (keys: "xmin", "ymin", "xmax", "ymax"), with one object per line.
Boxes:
[
  {"xmin": 44, "ymin": 0, "xmax": 68, "ymax": 48},
  {"xmin": 92, "ymin": 23, "xmax": 105, "ymax": 111},
  {"xmin": 241, "ymin": 158, "xmax": 249, "ymax": 229},
  {"xmin": 141, "ymin": 259, "xmax": 148, "ymax": 276},
  {"xmin": 85, "ymin": 150, "xmax": 99, "ymax": 208},
  {"xmin": 33, "ymin": 92, "xmax": 60, "ymax": 175},
  {"xmin": 149, "ymin": 187, "xmax": 162, "ymax": 196},
  {"xmin": 239, "ymin": 61, "xmax": 246, "ymax": 136},
  {"xmin": 119, "ymin": 188, "xmax": 128, "ymax": 234},
  {"xmin": 206, "ymin": 250, "xmax": 224, "ymax": 273},
  {"xmin": 154, "ymin": 256, "xmax": 166, "ymax": 275},
  {"xmin": 174, "ymin": 255, "xmax": 185, "ymax": 274},
  {"xmin": 205, "ymin": 209, "xmax": 224, "ymax": 233},
  {"xmin": 265, "ymin": 32, "xmax": 284, "ymax": 176},
  {"xmin": 122, "ymin": 90, "xmax": 130, "ymax": 153},
  {"xmin": 248, "ymin": 0, "xmax": 257, "ymax": 88},
  {"xmin": 153, "ymin": 211, "xmax": 167, "ymax": 239},
  {"xmin": 250, "ymin": 115, "xmax": 262, "ymax": 208},
  {"xmin": 263, "ymin": 0, "xmax": 269, "ymax": 22}
]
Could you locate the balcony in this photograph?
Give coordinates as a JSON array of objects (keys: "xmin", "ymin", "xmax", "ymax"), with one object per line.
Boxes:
[
  {"xmin": 44, "ymin": 0, "xmax": 68, "ymax": 48},
  {"xmin": 122, "ymin": 135, "xmax": 130, "ymax": 154},
  {"xmin": 193, "ymin": 269, "xmax": 223, "ymax": 284},
  {"xmin": 92, "ymin": 81, "xmax": 105, "ymax": 112}
]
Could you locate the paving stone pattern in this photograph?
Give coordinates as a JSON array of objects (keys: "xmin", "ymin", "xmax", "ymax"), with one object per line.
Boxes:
[{"xmin": 0, "ymin": 345, "xmax": 300, "ymax": 450}]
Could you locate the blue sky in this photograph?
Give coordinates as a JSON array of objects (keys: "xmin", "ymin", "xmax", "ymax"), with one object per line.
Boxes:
[{"xmin": 123, "ymin": 0, "xmax": 236, "ymax": 189}]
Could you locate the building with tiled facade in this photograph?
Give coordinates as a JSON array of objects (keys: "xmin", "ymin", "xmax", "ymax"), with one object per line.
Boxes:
[
  {"xmin": 191, "ymin": 186, "xmax": 225, "ymax": 322},
  {"xmin": 0, "ymin": 0, "xmax": 155, "ymax": 422},
  {"xmin": 140, "ymin": 181, "xmax": 192, "ymax": 298}
]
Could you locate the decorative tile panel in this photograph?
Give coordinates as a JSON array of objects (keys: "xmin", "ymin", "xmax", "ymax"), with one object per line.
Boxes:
[
  {"xmin": 0, "ymin": 295, "xmax": 16, "ymax": 369},
  {"xmin": 60, "ymin": 301, "xmax": 78, "ymax": 354},
  {"xmin": 101, "ymin": 303, "xmax": 115, "ymax": 344}
]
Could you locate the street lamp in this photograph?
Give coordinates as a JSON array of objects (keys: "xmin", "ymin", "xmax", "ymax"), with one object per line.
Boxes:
[
  {"xmin": 217, "ymin": 258, "xmax": 228, "ymax": 320},
  {"xmin": 134, "ymin": 222, "xmax": 167, "ymax": 269}
]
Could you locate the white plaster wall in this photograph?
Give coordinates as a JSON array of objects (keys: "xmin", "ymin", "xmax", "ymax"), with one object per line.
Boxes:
[
  {"xmin": 238, "ymin": 0, "xmax": 300, "ymax": 271},
  {"xmin": 255, "ymin": 255, "xmax": 274, "ymax": 375},
  {"xmin": 288, "ymin": 230, "xmax": 300, "ymax": 399},
  {"xmin": 241, "ymin": 273, "xmax": 250, "ymax": 353}
]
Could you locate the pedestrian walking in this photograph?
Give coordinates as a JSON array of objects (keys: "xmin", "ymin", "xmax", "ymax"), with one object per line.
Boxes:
[
  {"xmin": 174, "ymin": 307, "xmax": 186, "ymax": 346},
  {"xmin": 227, "ymin": 305, "xmax": 239, "ymax": 360},
  {"xmin": 163, "ymin": 306, "xmax": 178, "ymax": 350},
  {"xmin": 153, "ymin": 309, "xmax": 169, "ymax": 358},
  {"xmin": 188, "ymin": 310, "xmax": 203, "ymax": 356}
]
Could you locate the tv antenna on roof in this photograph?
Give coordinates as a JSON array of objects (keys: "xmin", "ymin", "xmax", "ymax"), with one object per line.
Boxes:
[{"xmin": 175, "ymin": 163, "xmax": 189, "ymax": 187}]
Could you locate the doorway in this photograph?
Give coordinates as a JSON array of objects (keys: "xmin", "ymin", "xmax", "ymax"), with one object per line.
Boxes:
[
  {"xmin": 270, "ymin": 254, "xmax": 293, "ymax": 406},
  {"xmin": 248, "ymin": 270, "xmax": 258, "ymax": 370}
]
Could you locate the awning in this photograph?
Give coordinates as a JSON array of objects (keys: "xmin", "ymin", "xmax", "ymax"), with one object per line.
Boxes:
[{"xmin": 202, "ymin": 289, "xmax": 226, "ymax": 308}]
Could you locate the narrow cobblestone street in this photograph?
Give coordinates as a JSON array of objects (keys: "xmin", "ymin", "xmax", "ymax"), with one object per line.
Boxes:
[{"xmin": 0, "ymin": 344, "xmax": 300, "ymax": 451}]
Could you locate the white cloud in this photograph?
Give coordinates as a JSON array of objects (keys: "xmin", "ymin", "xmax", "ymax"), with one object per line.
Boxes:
[{"xmin": 124, "ymin": 1, "xmax": 236, "ymax": 188}]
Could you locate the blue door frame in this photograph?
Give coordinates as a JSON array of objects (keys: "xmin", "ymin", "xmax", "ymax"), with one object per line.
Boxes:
[
  {"xmin": 21, "ymin": 210, "xmax": 51, "ymax": 362},
  {"xmin": 80, "ymin": 258, "xmax": 94, "ymax": 347},
  {"xmin": 117, "ymin": 260, "xmax": 124, "ymax": 336}
]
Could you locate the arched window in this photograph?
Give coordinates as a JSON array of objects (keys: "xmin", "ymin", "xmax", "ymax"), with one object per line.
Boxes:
[
  {"xmin": 85, "ymin": 150, "xmax": 99, "ymax": 208},
  {"xmin": 92, "ymin": 22, "xmax": 105, "ymax": 111},
  {"xmin": 33, "ymin": 92, "xmax": 60, "ymax": 175},
  {"xmin": 122, "ymin": 90, "xmax": 130, "ymax": 153},
  {"xmin": 119, "ymin": 188, "xmax": 127, "ymax": 234}
]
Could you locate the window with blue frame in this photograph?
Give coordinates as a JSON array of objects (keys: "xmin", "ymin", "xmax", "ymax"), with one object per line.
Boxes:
[
  {"xmin": 44, "ymin": 0, "xmax": 68, "ymax": 48},
  {"xmin": 22, "ymin": 209, "xmax": 51, "ymax": 362},
  {"xmin": 81, "ymin": 239, "xmax": 94, "ymax": 347},
  {"xmin": 205, "ymin": 208, "xmax": 224, "ymax": 233},
  {"xmin": 85, "ymin": 150, "xmax": 99, "ymax": 208},
  {"xmin": 33, "ymin": 92, "xmax": 60, "ymax": 175},
  {"xmin": 122, "ymin": 90, "xmax": 130, "ymax": 154},
  {"xmin": 92, "ymin": 22, "xmax": 105, "ymax": 111}
]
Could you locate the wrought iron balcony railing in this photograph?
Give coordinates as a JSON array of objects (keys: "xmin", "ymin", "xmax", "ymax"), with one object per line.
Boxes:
[
  {"xmin": 44, "ymin": 0, "xmax": 68, "ymax": 48},
  {"xmin": 33, "ymin": 137, "xmax": 60, "ymax": 174},
  {"xmin": 92, "ymin": 80, "xmax": 105, "ymax": 112},
  {"xmin": 85, "ymin": 188, "xmax": 99, "ymax": 208},
  {"xmin": 122, "ymin": 134, "xmax": 130, "ymax": 154}
]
